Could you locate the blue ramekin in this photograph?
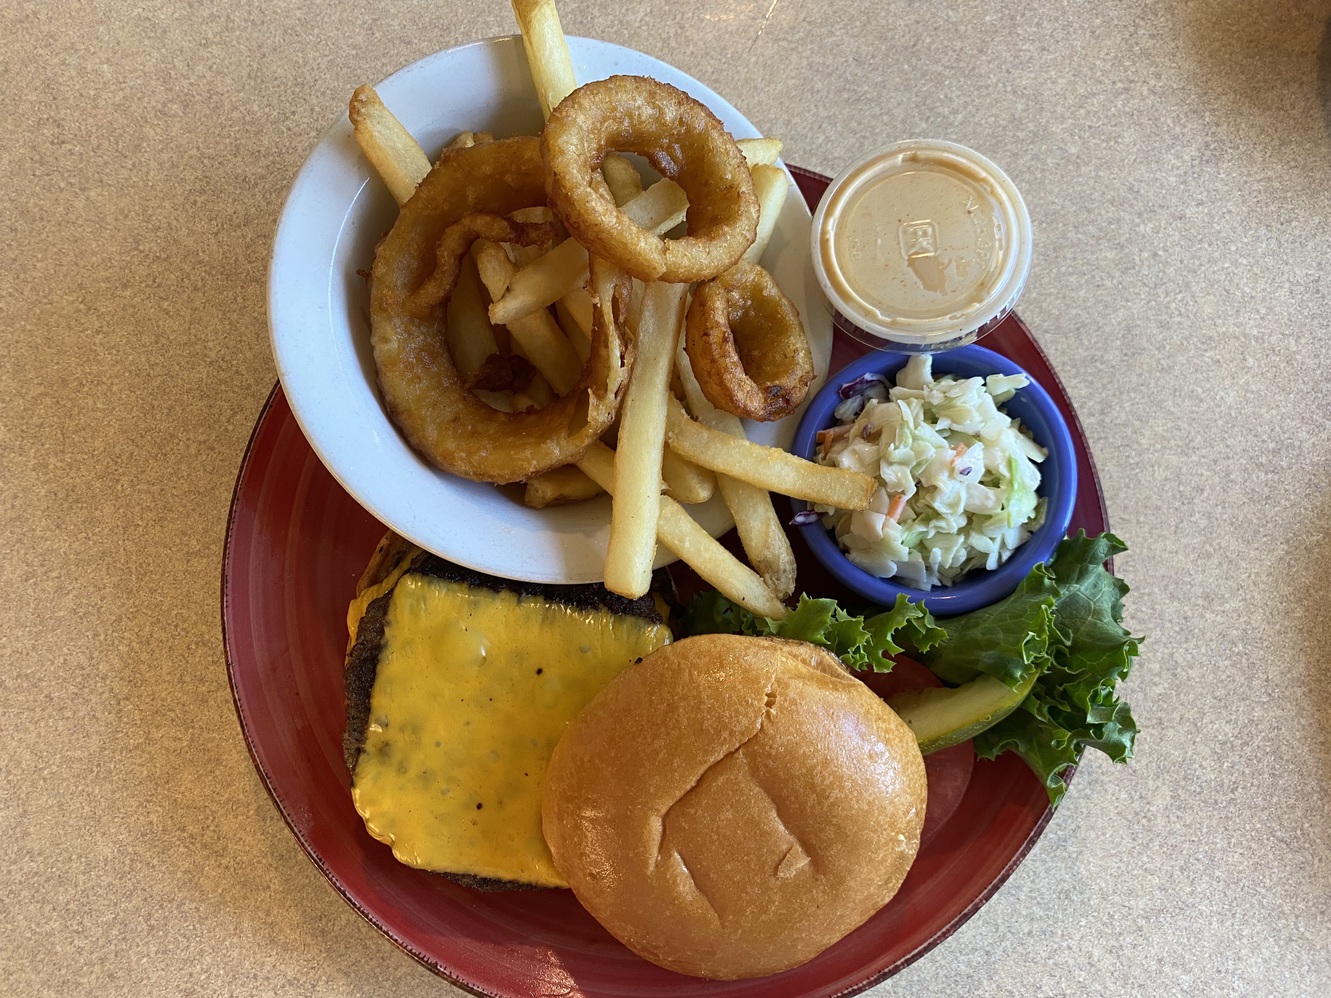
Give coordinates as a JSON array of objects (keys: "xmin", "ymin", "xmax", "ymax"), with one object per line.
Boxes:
[{"xmin": 790, "ymin": 344, "xmax": 1077, "ymax": 616}]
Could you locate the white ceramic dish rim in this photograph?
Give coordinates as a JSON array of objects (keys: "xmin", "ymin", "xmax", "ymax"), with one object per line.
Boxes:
[{"xmin": 268, "ymin": 35, "xmax": 833, "ymax": 584}]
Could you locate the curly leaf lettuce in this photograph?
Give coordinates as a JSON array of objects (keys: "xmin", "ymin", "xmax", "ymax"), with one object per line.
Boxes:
[
  {"xmin": 685, "ymin": 592, "xmax": 945, "ymax": 673},
  {"xmin": 963, "ymin": 532, "xmax": 1141, "ymax": 805}
]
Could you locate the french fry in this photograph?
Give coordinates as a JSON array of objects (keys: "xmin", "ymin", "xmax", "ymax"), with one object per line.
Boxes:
[
  {"xmin": 627, "ymin": 277, "xmax": 646, "ymax": 332},
  {"xmin": 622, "ymin": 179, "xmax": 690, "ymax": 233},
  {"xmin": 578, "ymin": 443, "xmax": 787, "ymax": 620},
  {"xmin": 736, "ymin": 136, "xmax": 783, "ymax": 167},
  {"xmin": 512, "ymin": 374, "xmax": 554, "ymax": 410},
  {"xmin": 490, "ymin": 240, "xmax": 589, "ymax": 326},
  {"xmin": 475, "ymin": 385, "xmax": 514, "ymax": 412},
  {"xmin": 511, "ymin": 240, "xmax": 551, "ymax": 267},
  {"xmin": 524, "ymin": 466, "xmax": 602, "ymax": 507},
  {"xmin": 473, "ymin": 241, "xmax": 583, "ymax": 395},
  {"xmin": 488, "ymin": 179, "xmax": 688, "ymax": 326},
  {"xmin": 676, "ymin": 347, "xmax": 797, "ymax": 598},
  {"xmin": 602, "ymin": 153, "xmax": 644, "ymax": 205},
  {"xmin": 554, "ymin": 296, "xmax": 592, "ymax": 364},
  {"xmin": 444, "ymin": 250, "xmax": 501, "ymax": 383},
  {"xmin": 348, "ymin": 85, "xmax": 431, "ymax": 206},
  {"xmin": 511, "ymin": 0, "xmax": 578, "ymax": 118},
  {"xmin": 743, "ymin": 164, "xmax": 790, "ymax": 265},
  {"xmin": 661, "ymin": 448, "xmax": 716, "ymax": 505},
  {"xmin": 506, "ymin": 336, "xmax": 557, "ymax": 409},
  {"xmin": 665, "ymin": 396, "xmax": 876, "ymax": 510},
  {"xmin": 602, "ymin": 281, "xmax": 689, "ymax": 597},
  {"xmin": 558, "ymin": 285, "xmax": 594, "ymax": 334},
  {"xmin": 441, "ymin": 130, "xmax": 493, "ymax": 153},
  {"xmin": 490, "ymin": 315, "xmax": 512, "ymax": 356}
]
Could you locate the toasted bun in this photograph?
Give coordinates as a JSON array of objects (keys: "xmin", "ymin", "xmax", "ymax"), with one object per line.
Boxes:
[{"xmin": 541, "ymin": 634, "xmax": 927, "ymax": 979}]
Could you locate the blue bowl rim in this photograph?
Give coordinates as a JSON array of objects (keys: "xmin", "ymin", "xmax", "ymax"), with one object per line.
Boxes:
[{"xmin": 790, "ymin": 343, "xmax": 1078, "ymax": 616}]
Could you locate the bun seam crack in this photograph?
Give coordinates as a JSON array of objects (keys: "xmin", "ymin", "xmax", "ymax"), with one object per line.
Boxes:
[{"xmin": 649, "ymin": 669, "xmax": 778, "ymax": 874}]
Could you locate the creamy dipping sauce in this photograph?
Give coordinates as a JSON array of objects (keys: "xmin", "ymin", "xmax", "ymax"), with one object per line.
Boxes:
[{"xmin": 811, "ymin": 141, "xmax": 1032, "ymax": 351}]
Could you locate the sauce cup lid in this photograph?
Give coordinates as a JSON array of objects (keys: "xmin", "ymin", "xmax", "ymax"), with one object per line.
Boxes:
[{"xmin": 811, "ymin": 140, "xmax": 1032, "ymax": 352}]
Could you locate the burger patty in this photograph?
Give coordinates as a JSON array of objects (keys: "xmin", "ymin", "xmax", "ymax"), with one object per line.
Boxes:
[{"xmin": 343, "ymin": 537, "xmax": 674, "ymax": 891}]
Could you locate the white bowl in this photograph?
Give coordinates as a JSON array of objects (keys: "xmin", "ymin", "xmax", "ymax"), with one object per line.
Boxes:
[{"xmin": 268, "ymin": 36, "xmax": 832, "ymax": 584}]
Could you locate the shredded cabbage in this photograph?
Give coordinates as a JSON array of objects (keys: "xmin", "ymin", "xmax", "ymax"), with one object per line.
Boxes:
[{"xmin": 815, "ymin": 354, "xmax": 1047, "ymax": 589}]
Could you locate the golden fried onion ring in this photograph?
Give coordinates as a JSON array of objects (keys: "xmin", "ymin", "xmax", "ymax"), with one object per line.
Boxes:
[
  {"xmin": 370, "ymin": 136, "xmax": 632, "ymax": 484},
  {"xmin": 542, "ymin": 75, "xmax": 759, "ymax": 283},
  {"xmin": 684, "ymin": 260, "xmax": 815, "ymax": 422}
]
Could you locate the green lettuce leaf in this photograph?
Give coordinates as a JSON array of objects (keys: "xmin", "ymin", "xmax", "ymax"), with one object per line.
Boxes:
[
  {"xmin": 684, "ymin": 592, "xmax": 943, "ymax": 673},
  {"xmin": 917, "ymin": 562, "xmax": 1059, "ymax": 689},
  {"xmin": 924, "ymin": 530, "xmax": 1141, "ymax": 806}
]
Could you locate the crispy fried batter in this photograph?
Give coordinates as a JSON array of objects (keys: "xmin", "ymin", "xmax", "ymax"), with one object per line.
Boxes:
[{"xmin": 684, "ymin": 260, "xmax": 814, "ymax": 422}]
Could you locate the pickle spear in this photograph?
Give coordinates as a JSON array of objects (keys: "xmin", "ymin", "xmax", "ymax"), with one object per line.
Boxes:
[{"xmin": 887, "ymin": 671, "xmax": 1038, "ymax": 755}]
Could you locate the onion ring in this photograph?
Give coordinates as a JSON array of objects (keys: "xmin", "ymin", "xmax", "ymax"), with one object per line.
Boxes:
[
  {"xmin": 542, "ymin": 75, "xmax": 758, "ymax": 283},
  {"xmin": 684, "ymin": 260, "xmax": 814, "ymax": 422},
  {"xmin": 370, "ymin": 136, "xmax": 631, "ymax": 484}
]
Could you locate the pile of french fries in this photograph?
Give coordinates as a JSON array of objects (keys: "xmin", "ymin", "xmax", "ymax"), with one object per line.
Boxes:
[{"xmin": 350, "ymin": 0, "xmax": 875, "ymax": 619}]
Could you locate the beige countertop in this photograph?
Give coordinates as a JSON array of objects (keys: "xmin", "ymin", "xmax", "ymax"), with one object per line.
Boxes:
[{"xmin": 4, "ymin": 1, "xmax": 1329, "ymax": 995}]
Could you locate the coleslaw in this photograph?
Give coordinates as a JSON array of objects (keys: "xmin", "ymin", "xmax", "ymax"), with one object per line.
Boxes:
[{"xmin": 811, "ymin": 354, "xmax": 1047, "ymax": 589}]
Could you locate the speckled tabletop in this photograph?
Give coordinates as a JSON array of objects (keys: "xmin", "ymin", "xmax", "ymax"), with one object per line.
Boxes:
[{"xmin": 4, "ymin": 1, "xmax": 1330, "ymax": 995}]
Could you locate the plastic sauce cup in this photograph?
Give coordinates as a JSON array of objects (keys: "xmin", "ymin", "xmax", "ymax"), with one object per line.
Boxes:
[{"xmin": 811, "ymin": 140, "xmax": 1033, "ymax": 352}]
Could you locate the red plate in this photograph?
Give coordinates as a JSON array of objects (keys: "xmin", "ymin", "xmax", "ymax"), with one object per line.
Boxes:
[{"xmin": 223, "ymin": 169, "xmax": 1109, "ymax": 997}]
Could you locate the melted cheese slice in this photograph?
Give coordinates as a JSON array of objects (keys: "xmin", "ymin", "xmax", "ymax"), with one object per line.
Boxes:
[{"xmin": 351, "ymin": 575, "xmax": 671, "ymax": 887}]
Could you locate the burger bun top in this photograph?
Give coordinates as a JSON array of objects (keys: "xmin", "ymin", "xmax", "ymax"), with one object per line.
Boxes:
[{"xmin": 540, "ymin": 633, "xmax": 927, "ymax": 980}]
